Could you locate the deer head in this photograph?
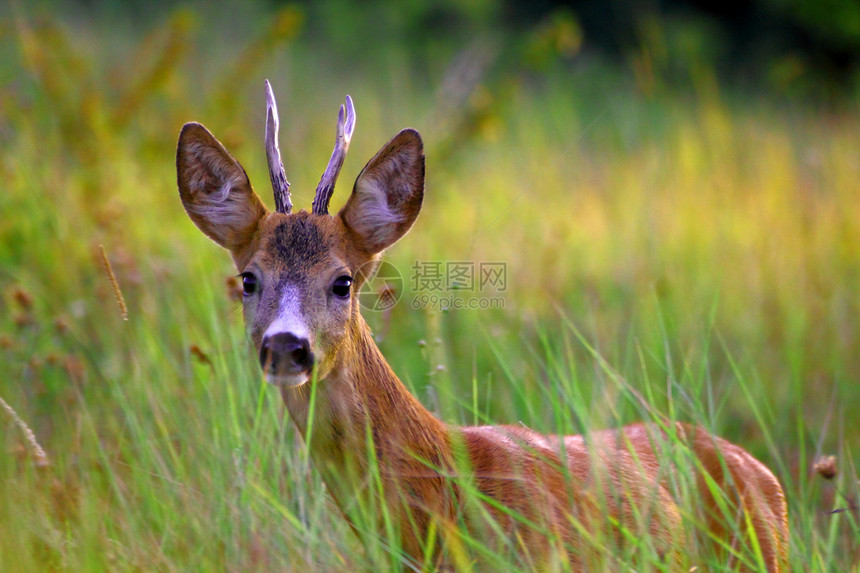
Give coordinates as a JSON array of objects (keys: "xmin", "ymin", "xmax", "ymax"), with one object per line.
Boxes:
[{"xmin": 176, "ymin": 82, "xmax": 424, "ymax": 387}]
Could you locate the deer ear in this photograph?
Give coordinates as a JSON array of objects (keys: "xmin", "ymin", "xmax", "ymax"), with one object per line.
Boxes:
[
  {"xmin": 177, "ymin": 122, "xmax": 268, "ymax": 256},
  {"xmin": 339, "ymin": 129, "xmax": 424, "ymax": 256}
]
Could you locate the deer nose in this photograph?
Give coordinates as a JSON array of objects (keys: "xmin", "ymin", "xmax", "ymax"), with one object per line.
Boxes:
[{"xmin": 259, "ymin": 332, "xmax": 314, "ymax": 374}]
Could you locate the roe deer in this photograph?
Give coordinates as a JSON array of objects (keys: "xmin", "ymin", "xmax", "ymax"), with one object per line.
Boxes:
[{"xmin": 176, "ymin": 82, "xmax": 788, "ymax": 571}]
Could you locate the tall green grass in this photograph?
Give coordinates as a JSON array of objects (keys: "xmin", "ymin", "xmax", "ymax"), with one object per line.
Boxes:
[{"xmin": 1, "ymin": 4, "xmax": 858, "ymax": 571}]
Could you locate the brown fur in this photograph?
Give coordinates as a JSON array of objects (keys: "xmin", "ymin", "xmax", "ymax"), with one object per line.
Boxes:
[{"xmin": 176, "ymin": 118, "xmax": 788, "ymax": 571}]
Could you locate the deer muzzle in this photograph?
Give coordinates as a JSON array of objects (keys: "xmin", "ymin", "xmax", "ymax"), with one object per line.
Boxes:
[{"xmin": 259, "ymin": 332, "xmax": 314, "ymax": 387}]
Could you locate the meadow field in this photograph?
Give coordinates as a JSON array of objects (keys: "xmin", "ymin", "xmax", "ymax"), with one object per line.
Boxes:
[{"xmin": 1, "ymin": 3, "xmax": 858, "ymax": 570}]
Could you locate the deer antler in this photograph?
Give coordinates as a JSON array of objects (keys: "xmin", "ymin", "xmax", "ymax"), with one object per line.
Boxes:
[
  {"xmin": 312, "ymin": 95, "xmax": 356, "ymax": 215},
  {"xmin": 265, "ymin": 80, "xmax": 292, "ymax": 214}
]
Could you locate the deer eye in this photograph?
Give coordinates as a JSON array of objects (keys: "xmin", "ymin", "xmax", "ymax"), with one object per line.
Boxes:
[
  {"xmin": 240, "ymin": 273, "xmax": 258, "ymax": 296},
  {"xmin": 332, "ymin": 276, "xmax": 352, "ymax": 299}
]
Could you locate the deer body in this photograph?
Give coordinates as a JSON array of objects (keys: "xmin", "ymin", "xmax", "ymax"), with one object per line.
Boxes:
[
  {"xmin": 276, "ymin": 290, "xmax": 687, "ymax": 568},
  {"xmin": 176, "ymin": 84, "xmax": 788, "ymax": 570}
]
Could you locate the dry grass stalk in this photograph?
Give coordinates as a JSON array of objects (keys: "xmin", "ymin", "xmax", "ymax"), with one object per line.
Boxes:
[
  {"xmin": 99, "ymin": 244, "xmax": 128, "ymax": 321},
  {"xmin": 0, "ymin": 395, "xmax": 49, "ymax": 468}
]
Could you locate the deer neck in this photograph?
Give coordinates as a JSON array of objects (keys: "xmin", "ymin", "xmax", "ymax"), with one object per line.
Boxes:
[{"xmin": 279, "ymin": 315, "xmax": 450, "ymax": 486}]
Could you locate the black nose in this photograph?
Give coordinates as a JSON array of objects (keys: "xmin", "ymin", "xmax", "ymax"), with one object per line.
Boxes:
[{"xmin": 259, "ymin": 332, "xmax": 314, "ymax": 373}]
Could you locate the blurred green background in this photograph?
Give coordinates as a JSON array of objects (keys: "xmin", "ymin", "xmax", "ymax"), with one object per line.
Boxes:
[{"xmin": 1, "ymin": 0, "xmax": 858, "ymax": 570}]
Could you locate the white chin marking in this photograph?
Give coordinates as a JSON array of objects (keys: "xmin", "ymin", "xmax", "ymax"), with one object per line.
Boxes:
[{"xmin": 265, "ymin": 372, "xmax": 309, "ymax": 388}]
